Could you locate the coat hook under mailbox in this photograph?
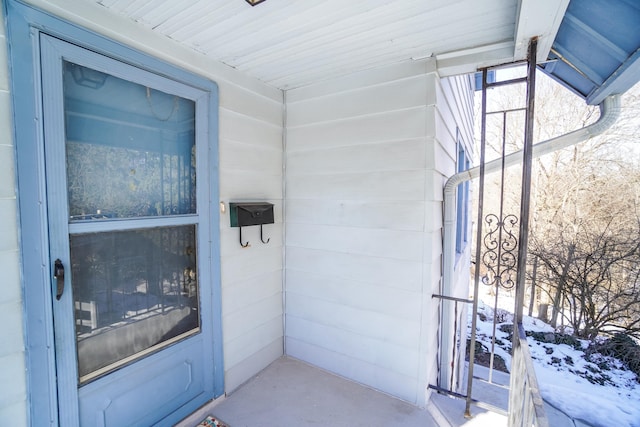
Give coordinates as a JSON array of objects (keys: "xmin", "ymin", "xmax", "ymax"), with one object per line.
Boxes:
[
  {"xmin": 229, "ymin": 202, "xmax": 274, "ymax": 247},
  {"xmin": 260, "ymin": 224, "xmax": 270, "ymax": 244},
  {"xmin": 239, "ymin": 226, "xmax": 250, "ymax": 248}
]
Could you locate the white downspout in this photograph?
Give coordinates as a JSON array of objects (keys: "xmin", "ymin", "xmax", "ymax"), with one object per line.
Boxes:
[{"xmin": 438, "ymin": 94, "xmax": 621, "ymax": 389}]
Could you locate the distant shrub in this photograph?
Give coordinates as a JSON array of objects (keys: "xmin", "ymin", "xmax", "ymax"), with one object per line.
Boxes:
[
  {"xmin": 465, "ymin": 339, "xmax": 509, "ymax": 373},
  {"xmin": 587, "ymin": 333, "xmax": 640, "ymax": 382},
  {"xmin": 527, "ymin": 330, "xmax": 583, "ymax": 351},
  {"xmin": 499, "ymin": 324, "xmax": 513, "ymax": 336}
]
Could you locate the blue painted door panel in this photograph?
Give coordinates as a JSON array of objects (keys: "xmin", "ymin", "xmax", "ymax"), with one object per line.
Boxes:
[{"xmin": 78, "ymin": 337, "xmax": 207, "ymax": 426}]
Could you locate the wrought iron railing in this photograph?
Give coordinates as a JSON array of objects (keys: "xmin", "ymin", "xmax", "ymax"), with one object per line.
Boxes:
[{"xmin": 508, "ymin": 323, "xmax": 549, "ymax": 427}]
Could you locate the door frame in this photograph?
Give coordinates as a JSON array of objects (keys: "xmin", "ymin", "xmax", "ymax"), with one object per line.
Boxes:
[{"xmin": 5, "ymin": 1, "xmax": 224, "ymax": 425}]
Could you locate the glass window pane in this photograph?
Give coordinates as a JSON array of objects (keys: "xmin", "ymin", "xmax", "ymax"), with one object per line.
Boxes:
[
  {"xmin": 63, "ymin": 61, "xmax": 196, "ymax": 219},
  {"xmin": 70, "ymin": 226, "xmax": 199, "ymax": 384}
]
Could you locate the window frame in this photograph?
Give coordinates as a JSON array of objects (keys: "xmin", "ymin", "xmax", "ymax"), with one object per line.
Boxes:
[{"xmin": 455, "ymin": 129, "xmax": 470, "ymax": 256}]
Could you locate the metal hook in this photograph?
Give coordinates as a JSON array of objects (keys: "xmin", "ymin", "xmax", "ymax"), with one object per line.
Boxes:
[
  {"xmin": 260, "ymin": 224, "xmax": 270, "ymax": 244},
  {"xmin": 239, "ymin": 226, "xmax": 250, "ymax": 248}
]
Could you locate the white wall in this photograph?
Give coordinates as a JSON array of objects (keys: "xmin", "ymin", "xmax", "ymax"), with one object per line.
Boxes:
[
  {"xmin": 284, "ymin": 59, "xmax": 474, "ymax": 405},
  {"xmin": 433, "ymin": 73, "xmax": 476, "ymax": 392},
  {"xmin": 217, "ymin": 60, "xmax": 284, "ymax": 393},
  {"xmin": 0, "ymin": 1, "xmax": 284, "ymax": 423},
  {"xmin": 0, "ymin": 1, "xmax": 28, "ymax": 425}
]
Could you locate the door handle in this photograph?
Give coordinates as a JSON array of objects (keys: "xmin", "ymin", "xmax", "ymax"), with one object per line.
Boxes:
[{"xmin": 54, "ymin": 259, "xmax": 65, "ymax": 300}]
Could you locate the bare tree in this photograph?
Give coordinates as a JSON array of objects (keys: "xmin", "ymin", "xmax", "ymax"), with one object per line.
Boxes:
[
  {"xmin": 527, "ymin": 80, "xmax": 640, "ymax": 338},
  {"xmin": 476, "ymin": 70, "xmax": 640, "ymax": 338},
  {"xmin": 530, "ymin": 212, "xmax": 640, "ymax": 338}
]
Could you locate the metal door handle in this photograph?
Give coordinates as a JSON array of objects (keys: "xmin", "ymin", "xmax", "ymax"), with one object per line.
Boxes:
[{"xmin": 54, "ymin": 259, "xmax": 65, "ymax": 300}]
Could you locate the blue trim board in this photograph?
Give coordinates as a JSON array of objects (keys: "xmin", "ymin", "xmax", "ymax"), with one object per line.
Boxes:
[{"xmin": 541, "ymin": 0, "xmax": 640, "ymax": 105}]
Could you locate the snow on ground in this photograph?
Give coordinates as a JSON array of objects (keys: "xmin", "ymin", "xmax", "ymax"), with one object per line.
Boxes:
[{"xmin": 470, "ymin": 293, "xmax": 640, "ymax": 427}]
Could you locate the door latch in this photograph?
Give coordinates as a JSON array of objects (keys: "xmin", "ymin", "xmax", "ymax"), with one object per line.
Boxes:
[{"xmin": 54, "ymin": 259, "xmax": 65, "ymax": 300}]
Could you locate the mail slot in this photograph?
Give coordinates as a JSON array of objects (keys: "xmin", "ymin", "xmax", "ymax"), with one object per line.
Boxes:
[{"xmin": 230, "ymin": 202, "xmax": 274, "ymax": 227}]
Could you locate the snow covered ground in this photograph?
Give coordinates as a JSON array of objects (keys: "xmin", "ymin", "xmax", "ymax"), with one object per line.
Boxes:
[{"xmin": 471, "ymin": 296, "xmax": 640, "ymax": 427}]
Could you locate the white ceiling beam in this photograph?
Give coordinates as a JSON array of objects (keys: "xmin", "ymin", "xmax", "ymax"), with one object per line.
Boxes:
[
  {"xmin": 435, "ymin": 0, "xmax": 570, "ymax": 77},
  {"xmin": 435, "ymin": 41, "xmax": 515, "ymax": 77},
  {"xmin": 513, "ymin": 0, "xmax": 569, "ymax": 63}
]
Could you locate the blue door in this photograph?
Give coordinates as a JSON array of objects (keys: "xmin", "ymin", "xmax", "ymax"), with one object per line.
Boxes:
[{"xmin": 40, "ymin": 34, "xmax": 220, "ymax": 426}]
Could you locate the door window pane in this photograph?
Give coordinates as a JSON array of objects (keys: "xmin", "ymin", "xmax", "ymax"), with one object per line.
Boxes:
[
  {"xmin": 64, "ymin": 61, "xmax": 196, "ymax": 220},
  {"xmin": 71, "ymin": 226, "xmax": 199, "ymax": 384}
]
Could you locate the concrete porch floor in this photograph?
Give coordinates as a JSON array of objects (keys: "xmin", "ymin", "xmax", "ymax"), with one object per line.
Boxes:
[{"xmin": 176, "ymin": 357, "xmax": 508, "ymax": 427}]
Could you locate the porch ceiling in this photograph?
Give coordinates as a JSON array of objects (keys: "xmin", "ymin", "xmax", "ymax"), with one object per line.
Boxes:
[{"xmin": 84, "ymin": 0, "xmax": 567, "ymax": 89}]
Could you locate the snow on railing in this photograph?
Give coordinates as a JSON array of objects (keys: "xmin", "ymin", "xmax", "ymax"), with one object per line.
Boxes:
[{"xmin": 508, "ymin": 323, "xmax": 549, "ymax": 427}]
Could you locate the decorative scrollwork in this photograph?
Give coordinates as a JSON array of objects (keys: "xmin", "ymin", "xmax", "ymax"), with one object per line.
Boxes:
[{"xmin": 481, "ymin": 213, "xmax": 519, "ymax": 289}]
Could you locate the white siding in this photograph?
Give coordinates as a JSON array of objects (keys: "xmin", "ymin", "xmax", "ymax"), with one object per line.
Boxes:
[
  {"xmin": 217, "ymin": 80, "xmax": 285, "ymax": 392},
  {"xmin": 285, "ymin": 61, "xmax": 474, "ymax": 405},
  {"xmin": 0, "ymin": 1, "xmax": 28, "ymax": 425},
  {"xmin": 431, "ymin": 73, "xmax": 476, "ymax": 392},
  {"xmin": 1, "ymin": 1, "xmax": 285, "ymax": 420},
  {"xmin": 284, "ymin": 59, "xmax": 472, "ymax": 405}
]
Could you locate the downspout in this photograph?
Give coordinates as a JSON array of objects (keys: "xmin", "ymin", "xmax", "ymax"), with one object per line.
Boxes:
[{"xmin": 438, "ymin": 94, "xmax": 621, "ymax": 389}]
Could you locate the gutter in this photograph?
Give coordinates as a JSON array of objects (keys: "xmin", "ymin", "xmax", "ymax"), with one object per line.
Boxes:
[{"xmin": 438, "ymin": 94, "xmax": 621, "ymax": 389}]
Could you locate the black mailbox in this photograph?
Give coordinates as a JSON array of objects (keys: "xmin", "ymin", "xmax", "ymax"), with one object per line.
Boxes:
[
  {"xmin": 230, "ymin": 202, "xmax": 274, "ymax": 227},
  {"xmin": 230, "ymin": 202, "xmax": 274, "ymax": 247}
]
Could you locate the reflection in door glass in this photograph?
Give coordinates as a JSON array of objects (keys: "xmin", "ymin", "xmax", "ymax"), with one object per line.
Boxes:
[
  {"xmin": 71, "ymin": 226, "xmax": 200, "ymax": 384},
  {"xmin": 63, "ymin": 61, "xmax": 196, "ymax": 220}
]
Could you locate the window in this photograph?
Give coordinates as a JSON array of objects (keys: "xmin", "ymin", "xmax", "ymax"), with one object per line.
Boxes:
[
  {"xmin": 456, "ymin": 133, "xmax": 470, "ymax": 254},
  {"xmin": 61, "ymin": 58, "xmax": 202, "ymax": 384}
]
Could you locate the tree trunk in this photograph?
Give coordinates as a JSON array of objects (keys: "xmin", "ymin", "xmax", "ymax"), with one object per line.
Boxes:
[
  {"xmin": 538, "ymin": 303, "xmax": 548, "ymax": 322},
  {"xmin": 551, "ymin": 244, "xmax": 575, "ymax": 328},
  {"xmin": 528, "ymin": 257, "xmax": 538, "ymax": 317}
]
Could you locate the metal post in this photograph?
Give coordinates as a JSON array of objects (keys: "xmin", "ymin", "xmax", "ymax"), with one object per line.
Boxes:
[
  {"xmin": 465, "ymin": 68, "xmax": 489, "ymax": 418},
  {"xmin": 514, "ymin": 37, "xmax": 537, "ymax": 324}
]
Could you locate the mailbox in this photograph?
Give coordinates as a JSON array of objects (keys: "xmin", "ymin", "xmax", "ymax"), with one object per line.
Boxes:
[
  {"xmin": 230, "ymin": 202, "xmax": 274, "ymax": 227},
  {"xmin": 229, "ymin": 202, "xmax": 274, "ymax": 247}
]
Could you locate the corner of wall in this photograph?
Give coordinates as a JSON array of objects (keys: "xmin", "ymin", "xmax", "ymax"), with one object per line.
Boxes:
[{"xmin": 0, "ymin": 2, "xmax": 29, "ymax": 426}]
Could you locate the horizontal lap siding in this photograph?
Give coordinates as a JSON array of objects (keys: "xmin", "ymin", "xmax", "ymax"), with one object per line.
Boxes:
[
  {"xmin": 286, "ymin": 247, "xmax": 423, "ymax": 292},
  {"xmin": 433, "ymin": 74, "xmax": 474, "ymax": 298},
  {"xmin": 287, "ymin": 223, "xmax": 423, "ymax": 261},
  {"xmin": 0, "ymin": 6, "xmax": 27, "ymax": 426},
  {"xmin": 285, "ymin": 61, "xmax": 434, "ymax": 404},
  {"xmin": 427, "ymin": 74, "xmax": 475, "ymax": 394},
  {"xmin": 286, "ymin": 199, "xmax": 426, "ymax": 231},
  {"xmin": 287, "ymin": 108, "xmax": 428, "ymax": 149},
  {"xmin": 218, "ymin": 76, "xmax": 284, "ymax": 392}
]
